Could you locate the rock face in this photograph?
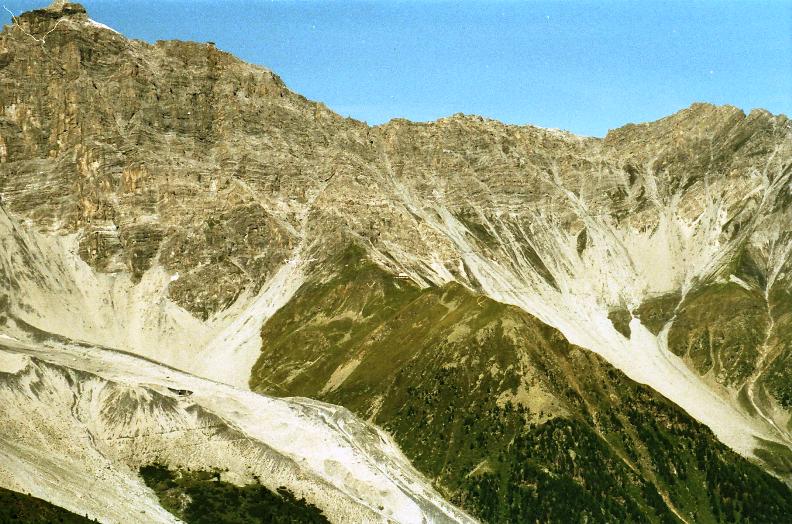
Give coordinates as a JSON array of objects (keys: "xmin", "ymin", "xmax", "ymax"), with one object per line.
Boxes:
[{"xmin": 1, "ymin": 2, "xmax": 792, "ymax": 523}]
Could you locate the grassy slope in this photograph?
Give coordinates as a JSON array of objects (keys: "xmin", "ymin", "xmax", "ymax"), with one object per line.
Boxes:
[
  {"xmin": 667, "ymin": 282, "xmax": 768, "ymax": 387},
  {"xmin": 631, "ymin": 238, "xmax": 792, "ymax": 417},
  {"xmin": 637, "ymin": 280, "xmax": 792, "ymax": 420},
  {"xmin": 608, "ymin": 292, "xmax": 682, "ymax": 339},
  {"xmin": 609, "ymin": 259, "xmax": 792, "ymax": 478},
  {"xmin": 250, "ymin": 246, "xmax": 792, "ymax": 523},
  {"xmin": 764, "ymin": 286, "xmax": 792, "ymax": 411},
  {"xmin": 0, "ymin": 486, "xmax": 96, "ymax": 523}
]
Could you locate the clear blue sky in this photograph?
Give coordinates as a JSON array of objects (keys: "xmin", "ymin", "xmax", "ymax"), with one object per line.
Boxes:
[{"xmin": 3, "ymin": 1, "xmax": 791, "ymax": 136}]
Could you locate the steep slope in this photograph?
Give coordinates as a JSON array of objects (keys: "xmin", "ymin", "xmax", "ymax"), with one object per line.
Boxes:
[
  {"xmin": 250, "ymin": 246, "xmax": 792, "ymax": 522},
  {"xmin": 0, "ymin": 485, "xmax": 95, "ymax": 523},
  {"xmin": 0, "ymin": 201, "xmax": 302, "ymax": 389},
  {"xmin": 360, "ymin": 109, "xmax": 792, "ymax": 470},
  {"xmin": 0, "ymin": 2, "xmax": 791, "ymax": 521},
  {"xmin": 0, "ymin": 333, "xmax": 474, "ymax": 523},
  {"xmin": 139, "ymin": 464, "xmax": 331, "ymax": 524}
]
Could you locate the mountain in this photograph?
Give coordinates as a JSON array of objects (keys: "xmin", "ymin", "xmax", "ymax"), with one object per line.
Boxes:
[
  {"xmin": 0, "ymin": 334, "xmax": 472, "ymax": 523},
  {"xmin": 0, "ymin": 485, "xmax": 96, "ymax": 523},
  {"xmin": 250, "ymin": 247, "xmax": 792, "ymax": 521},
  {"xmin": 0, "ymin": 2, "xmax": 791, "ymax": 523}
]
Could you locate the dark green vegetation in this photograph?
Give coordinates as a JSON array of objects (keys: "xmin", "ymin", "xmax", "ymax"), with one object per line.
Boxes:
[
  {"xmin": 667, "ymin": 282, "xmax": 767, "ymax": 386},
  {"xmin": 139, "ymin": 464, "xmax": 329, "ymax": 524},
  {"xmin": 753, "ymin": 438, "xmax": 792, "ymax": 478},
  {"xmin": 608, "ymin": 292, "xmax": 681, "ymax": 339},
  {"xmin": 251, "ymin": 246, "xmax": 792, "ymax": 523},
  {"xmin": 655, "ymin": 279, "xmax": 792, "ymax": 418},
  {"xmin": 760, "ymin": 285, "xmax": 792, "ymax": 411},
  {"xmin": 620, "ymin": 273, "xmax": 792, "ymax": 438},
  {"xmin": 0, "ymin": 486, "xmax": 95, "ymax": 523}
]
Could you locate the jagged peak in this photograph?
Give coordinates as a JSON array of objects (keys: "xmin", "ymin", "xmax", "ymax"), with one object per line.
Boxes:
[
  {"xmin": 3, "ymin": 5, "xmax": 783, "ymax": 144},
  {"xmin": 2, "ymin": 1, "xmax": 115, "ymax": 41},
  {"xmin": 45, "ymin": 1, "xmax": 83, "ymax": 12},
  {"xmin": 604, "ymin": 102, "xmax": 751, "ymax": 145},
  {"xmin": 7, "ymin": 2, "xmax": 123, "ymax": 38},
  {"xmin": 676, "ymin": 102, "xmax": 748, "ymax": 125},
  {"xmin": 18, "ymin": 1, "xmax": 86, "ymax": 20}
]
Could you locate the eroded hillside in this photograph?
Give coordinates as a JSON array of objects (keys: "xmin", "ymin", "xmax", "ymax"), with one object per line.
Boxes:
[{"xmin": 1, "ymin": 2, "xmax": 791, "ymax": 523}]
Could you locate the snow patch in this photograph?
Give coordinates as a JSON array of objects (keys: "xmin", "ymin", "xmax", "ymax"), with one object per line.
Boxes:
[{"xmin": 86, "ymin": 18, "xmax": 119, "ymax": 34}]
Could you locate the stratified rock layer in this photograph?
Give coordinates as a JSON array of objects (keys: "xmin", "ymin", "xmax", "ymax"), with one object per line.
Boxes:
[{"xmin": 1, "ymin": 3, "xmax": 792, "ymax": 523}]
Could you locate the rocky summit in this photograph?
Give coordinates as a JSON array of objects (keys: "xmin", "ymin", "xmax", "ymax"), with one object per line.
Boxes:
[{"xmin": 1, "ymin": 3, "xmax": 791, "ymax": 523}]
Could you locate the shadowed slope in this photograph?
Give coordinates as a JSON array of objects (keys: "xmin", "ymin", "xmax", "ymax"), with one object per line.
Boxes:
[{"xmin": 0, "ymin": 486, "xmax": 95, "ymax": 523}]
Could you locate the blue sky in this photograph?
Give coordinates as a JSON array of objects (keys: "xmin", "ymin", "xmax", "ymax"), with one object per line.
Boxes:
[{"xmin": 2, "ymin": 1, "xmax": 790, "ymax": 136}]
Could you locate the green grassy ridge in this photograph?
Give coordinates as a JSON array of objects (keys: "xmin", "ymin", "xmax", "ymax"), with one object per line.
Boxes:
[
  {"xmin": 0, "ymin": 486, "xmax": 96, "ymax": 523},
  {"xmin": 605, "ymin": 235, "xmax": 792, "ymax": 418},
  {"xmin": 667, "ymin": 282, "xmax": 768, "ymax": 387},
  {"xmin": 763, "ymin": 286, "xmax": 792, "ymax": 411},
  {"xmin": 139, "ymin": 464, "xmax": 329, "ymax": 524},
  {"xmin": 663, "ymin": 243, "xmax": 792, "ymax": 411},
  {"xmin": 607, "ymin": 292, "xmax": 681, "ymax": 339},
  {"xmin": 251, "ymin": 243, "xmax": 425, "ymax": 398},
  {"xmin": 640, "ymin": 278, "xmax": 792, "ymax": 412},
  {"xmin": 250, "ymin": 246, "xmax": 792, "ymax": 522}
]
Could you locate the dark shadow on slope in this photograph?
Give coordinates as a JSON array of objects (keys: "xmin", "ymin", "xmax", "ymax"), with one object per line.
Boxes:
[
  {"xmin": 140, "ymin": 464, "xmax": 329, "ymax": 524},
  {"xmin": 0, "ymin": 486, "xmax": 96, "ymax": 523}
]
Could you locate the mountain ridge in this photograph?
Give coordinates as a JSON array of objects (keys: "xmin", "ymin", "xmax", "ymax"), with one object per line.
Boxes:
[
  {"xmin": 2, "ymin": 3, "xmax": 787, "ymax": 153},
  {"xmin": 1, "ymin": 2, "xmax": 792, "ymax": 522}
]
